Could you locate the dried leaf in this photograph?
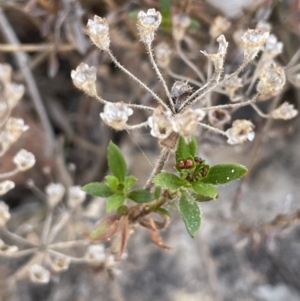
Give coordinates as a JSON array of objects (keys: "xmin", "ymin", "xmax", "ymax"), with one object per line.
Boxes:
[{"xmin": 148, "ymin": 218, "xmax": 171, "ymax": 250}]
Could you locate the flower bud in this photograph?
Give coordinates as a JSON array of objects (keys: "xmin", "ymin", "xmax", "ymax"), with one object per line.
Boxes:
[
  {"xmin": 68, "ymin": 186, "xmax": 86, "ymax": 209},
  {"xmin": 172, "ymin": 14, "xmax": 191, "ymax": 41},
  {"xmin": 241, "ymin": 29, "xmax": 269, "ymax": 60},
  {"xmin": 29, "ymin": 264, "xmax": 50, "ymax": 284},
  {"xmin": 137, "ymin": 9, "xmax": 162, "ymax": 44},
  {"xmin": 100, "ymin": 102, "xmax": 133, "ymax": 130},
  {"xmin": 0, "ymin": 180, "xmax": 15, "ymax": 196},
  {"xmin": 45, "ymin": 183, "xmax": 65, "ymax": 208},
  {"xmin": 86, "ymin": 16, "xmax": 110, "ymax": 51},
  {"xmin": 154, "ymin": 42, "xmax": 171, "ymax": 69},
  {"xmin": 226, "ymin": 119, "xmax": 255, "ymax": 145},
  {"xmin": 0, "ymin": 201, "xmax": 10, "ymax": 227},
  {"xmin": 71, "ymin": 63, "xmax": 97, "ymax": 97},
  {"xmin": 271, "ymin": 102, "xmax": 298, "ymax": 120},
  {"xmin": 210, "ymin": 16, "xmax": 231, "ymax": 39},
  {"xmin": 0, "ymin": 239, "xmax": 18, "ymax": 254},
  {"xmin": 13, "ymin": 149, "xmax": 36, "ymax": 171},
  {"xmin": 257, "ymin": 62, "xmax": 285, "ymax": 96}
]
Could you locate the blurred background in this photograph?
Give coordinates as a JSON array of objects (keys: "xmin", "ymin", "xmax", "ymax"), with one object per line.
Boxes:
[{"xmin": 0, "ymin": 0, "xmax": 300, "ymax": 300}]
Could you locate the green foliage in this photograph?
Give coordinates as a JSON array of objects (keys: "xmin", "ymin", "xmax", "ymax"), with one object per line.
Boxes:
[
  {"xmin": 106, "ymin": 194, "xmax": 125, "ymax": 212},
  {"xmin": 191, "ymin": 182, "xmax": 218, "ymax": 198},
  {"xmin": 176, "ymin": 136, "xmax": 197, "ymax": 161},
  {"xmin": 127, "ymin": 189, "xmax": 154, "ymax": 203},
  {"xmin": 179, "ymin": 193, "xmax": 201, "ymax": 238},
  {"xmin": 153, "ymin": 172, "xmax": 186, "ymax": 191},
  {"xmin": 82, "ymin": 182, "xmax": 114, "ymax": 197}
]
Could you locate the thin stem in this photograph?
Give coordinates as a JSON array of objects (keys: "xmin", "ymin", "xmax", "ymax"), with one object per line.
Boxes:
[
  {"xmin": 106, "ymin": 49, "xmax": 169, "ymax": 111},
  {"xmin": 176, "ymin": 41, "xmax": 205, "ymax": 82},
  {"xmin": 203, "ymin": 94, "xmax": 259, "ymax": 111},
  {"xmin": 250, "ymin": 103, "xmax": 270, "ymax": 118},
  {"xmin": 0, "ymin": 168, "xmax": 19, "ymax": 179},
  {"xmin": 126, "ymin": 121, "xmax": 149, "ymax": 130},
  {"xmin": 1, "ymin": 227, "xmax": 38, "ymax": 247},
  {"xmin": 198, "ymin": 122, "xmax": 227, "ymax": 136},
  {"xmin": 49, "ymin": 239, "xmax": 88, "ymax": 249},
  {"xmin": 167, "ymin": 68, "xmax": 202, "ymax": 87},
  {"xmin": 146, "ymin": 43, "xmax": 174, "ymax": 111},
  {"xmin": 41, "ymin": 209, "xmax": 53, "ymax": 244},
  {"xmin": 0, "ymin": 248, "xmax": 37, "ymax": 258},
  {"xmin": 47, "ymin": 211, "xmax": 70, "ymax": 244},
  {"xmin": 144, "ymin": 147, "xmax": 170, "ymax": 190},
  {"xmin": 47, "ymin": 249, "xmax": 86, "ymax": 263},
  {"xmin": 0, "ymin": 43, "xmax": 75, "ymax": 52}
]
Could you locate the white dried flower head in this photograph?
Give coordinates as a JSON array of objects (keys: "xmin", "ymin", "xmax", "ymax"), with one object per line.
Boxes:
[
  {"xmin": 6, "ymin": 83, "xmax": 25, "ymax": 108},
  {"xmin": 137, "ymin": 9, "xmax": 162, "ymax": 44},
  {"xmin": 100, "ymin": 102, "xmax": 133, "ymax": 130},
  {"xmin": 0, "ymin": 180, "xmax": 15, "ymax": 196},
  {"xmin": 68, "ymin": 186, "xmax": 86, "ymax": 209},
  {"xmin": 0, "ymin": 63, "xmax": 12, "ymax": 84},
  {"xmin": 5, "ymin": 118, "xmax": 29, "ymax": 143},
  {"xmin": 85, "ymin": 244, "xmax": 106, "ymax": 265},
  {"xmin": 223, "ymin": 75, "xmax": 243, "ymax": 100},
  {"xmin": 257, "ymin": 62, "xmax": 286, "ymax": 96},
  {"xmin": 172, "ymin": 108, "xmax": 206, "ymax": 141},
  {"xmin": 172, "ymin": 14, "xmax": 191, "ymax": 41},
  {"xmin": 0, "ymin": 201, "xmax": 11, "ymax": 227},
  {"xmin": 170, "ymin": 81, "xmax": 192, "ymax": 111},
  {"xmin": 208, "ymin": 109, "xmax": 231, "ymax": 129},
  {"xmin": 86, "ymin": 16, "xmax": 110, "ymax": 51},
  {"xmin": 226, "ymin": 119, "xmax": 255, "ymax": 145},
  {"xmin": 201, "ymin": 35, "xmax": 228, "ymax": 79},
  {"xmin": 13, "ymin": 149, "xmax": 36, "ymax": 171},
  {"xmin": 263, "ymin": 34, "xmax": 283, "ymax": 59},
  {"xmin": 50, "ymin": 255, "xmax": 70, "ymax": 272},
  {"xmin": 0, "ymin": 239, "xmax": 18, "ymax": 253},
  {"xmin": 154, "ymin": 42, "xmax": 172, "ymax": 69},
  {"xmin": 0, "ymin": 131, "xmax": 13, "ymax": 154},
  {"xmin": 210, "ymin": 16, "xmax": 231, "ymax": 39},
  {"xmin": 45, "ymin": 183, "xmax": 65, "ymax": 207},
  {"xmin": 256, "ymin": 21, "xmax": 272, "ymax": 33},
  {"xmin": 29, "ymin": 264, "xmax": 50, "ymax": 284},
  {"xmin": 271, "ymin": 102, "xmax": 298, "ymax": 120},
  {"xmin": 148, "ymin": 106, "xmax": 173, "ymax": 140},
  {"xmin": 71, "ymin": 63, "xmax": 97, "ymax": 97},
  {"xmin": 241, "ymin": 29, "xmax": 269, "ymax": 60}
]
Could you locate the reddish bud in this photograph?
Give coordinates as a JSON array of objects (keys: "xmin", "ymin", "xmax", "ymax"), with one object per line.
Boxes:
[
  {"xmin": 178, "ymin": 160, "xmax": 185, "ymax": 168},
  {"xmin": 185, "ymin": 159, "xmax": 194, "ymax": 168},
  {"xmin": 194, "ymin": 157, "xmax": 203, "ymax": 164},
  {"xmin": 201, "ymin": 167, "xmax": 208, "ymax": 177}
]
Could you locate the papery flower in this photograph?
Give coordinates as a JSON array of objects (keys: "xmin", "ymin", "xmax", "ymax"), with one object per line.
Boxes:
[
  {"xmin": 257, "ymin": 62, "xmax": 286, "ymax": 96},
  {"xmin": 0, "ymin": 180, "xmax": 15, "ymax": 196},
  {"xmin": 6, "ymin": 83, "xmax": 25, "ymax": 109},
  {"xmin": 50, "ymin": 255, "xmax": 70, "ymax": 272},
  {"xmin": 154, "ymin": 42, "xmax": 172, "ymax": 69},
  {"xmin": 226, "ymin": 119, "xmax": 255, "ymax": 145},
  {"xmin": 256, "ymin": 20, "xmax": 272, "ymax": 33},
  {"xmin": 68, "ymin": 186, "xmax": 86, "ymax": 209},
  {"xmin": 45, "ymin": 183, "xmax": 65, "ymax": 207},
  {"xmin": 29, "ymin": 264, "xmax": 50, "ymax": 284},
  {"xmin": 0, "ymin": 239, "xmax": 18, "ymax": 253},
  {"xmin": 223, "ymin": 75, "xmax": 243, "ymax": 100},
  {"xmin": 241, "ymin": 29, "xmax": 269, "ymax": 60},
  {"xmin": 148, "ymin": 106, "xmax": 173, "ymax": 140},
  {"xmin": 271, "ymin": 102, "xmax": 298, "ymax": 120},
  {"xmin": 210, "ymin": 16, "xmax": 231, "ymax": 39},
  {"xmin": 86, "ymin": 16, "xmax": 110, "ymax": 51},
  {"xmin": 208, "ymin": 109, "xmax": 231, "ymax": 129},
  {"xmin": 6, "ymin": 118, "xmax": 29, "ymax": 140},
  {"xmin": 172, "ymin": 108, "xmax": 206, "ymax": 141},
  {"xmin": 71, "ymin": 63, "xmax": 97, "ymax": 97},
  {"xmin": 172, "ymin": 14, "xmax": 191, "ymax": 41},
  {"xmin": 13, "ymin": 149, "xmax": 36, "ymax": 171},
  {"xmin": 0, "ymin": 201, "xmax": 10, "ymax": 227},
  {"xmin": 100, "ymin": 102, "xmax": 133, "ymax": 130},
  {"xmin": 201, "ymin": 35, "xmax": 228, "ymax": 79},
  {"xmin": 85, "ymin": 244, "xmax": 106, "ymax": 265},
  {"xmin": 137, "ymin": 9, "xmax": 162, "ymax": 44},
  {"xmin": 263, "ymin": 34, "xmax": 283, "ymax": 59}
]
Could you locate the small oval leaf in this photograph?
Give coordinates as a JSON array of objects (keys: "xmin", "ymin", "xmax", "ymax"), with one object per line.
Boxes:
[
  {"xmin": 153, "ymin": 172, "xmax": 186, "ymax": 191},
  {"xmin": 105, "ymin": 175, "xmax": 119, "ymax": 190},
  {"xmin": 124, "ymin": 175, "xmax": 137, "ymax": 190},
  {"xmin": 191, "ymin": 182, "xmax": 218, "ymax": 198},
  {"xmin": 106, "ymin": 194, "xmax": 125, "ymax": 212},
  {"xmin": 179, "ymin": 193, "xmax": 201, "ymax": 237},
  {"xmin": 176, "ymin": 136, "xmax": 197, "ymax": 161},
  {"xmin": 127, "ymin": 189, "xmax": 154, "ymax": 203},
  {"xmin": 82, "ymin": 182, "xmax": 114, "ymax": 197},
  {"xmin": 108, "ymin": 142, "xmax": 127, "ymax": 183},
  {"xmin": 200, "ymin": 164, "xmax": 247, "ymax": 185}
]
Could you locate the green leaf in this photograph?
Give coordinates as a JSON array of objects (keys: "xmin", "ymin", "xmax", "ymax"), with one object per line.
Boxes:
[
  {"xmin": 124, "ymin": 175, "xmax": 137, "ymax": 190},
  {"xmin": 105, "ymin": 175, "xmax": 119, "ymax": 190},
  {"xmin": 176, "ymin": 136, "xmax": 197, "ymax": 161},
  {"xmin": 179, "ymin": 193, "xmax": 201, "ymax": 237},
  {"xmin": 106, "ymin": 194, "xmax": 125, "ymax": 212},
  {"xmin": 82, "ymin": 182, "xmax": 114, "ymax": 197},
  {"xmin": 201, "ymin": 164, "xmax": 248, "ymax": 185},
  {"xmin": 153, "ymin": 172, "xmax": 186, "ymax": 191},
  {"xmin": 191, "ymin": 182, "xmax": 218, "ymax": 198},
  {"xmin": 191, "ymin": 193, "xmax": 214, "ymax": 202},
  {"xmin": 154, "ymin": 186, "xmax": 162, "ymax": 199},
  {"xmin": 155, "ymin": 207, "xmax": 171, "ymax": 217},
  {"xmin": 127, "ymin": 189, "xmax": 154, "ymax": 203},
  {"xmin": 107, "ymin": 142, "xmax": 127, "ymax": 183}
]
